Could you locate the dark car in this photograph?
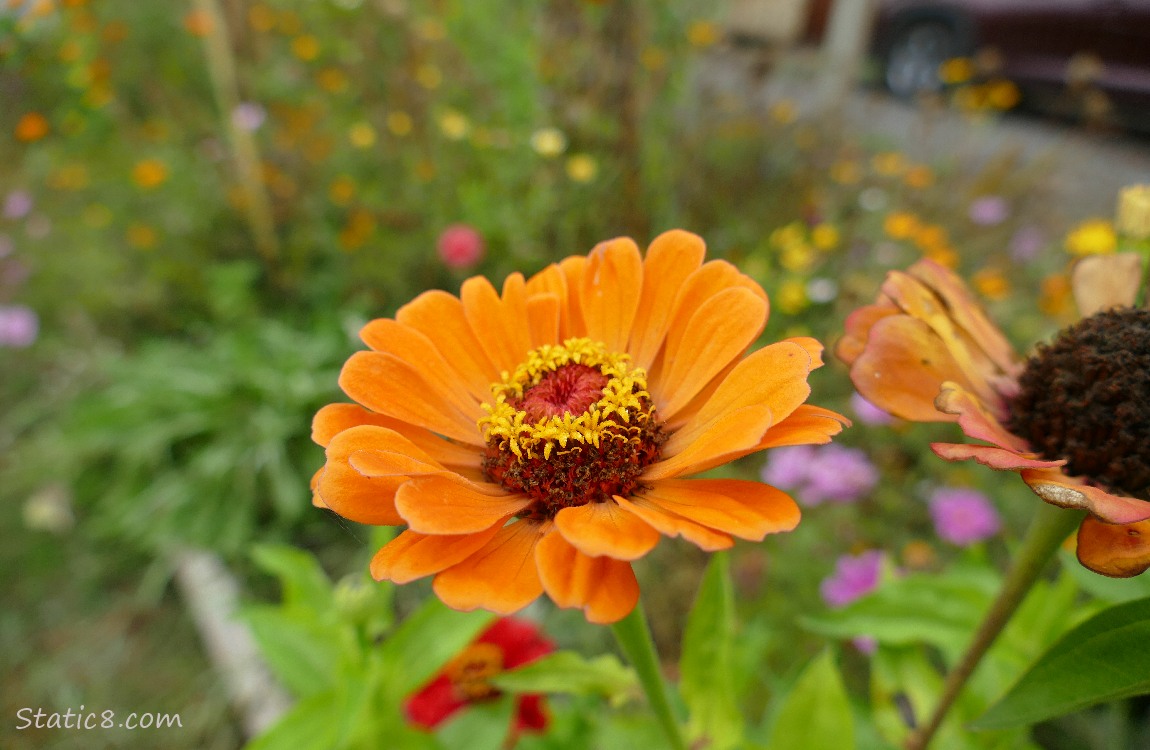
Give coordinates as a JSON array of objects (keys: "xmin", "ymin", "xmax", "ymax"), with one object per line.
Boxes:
[{"xmin": 872, "ymin": 0, "xmax": 1150, "ymax": 128}]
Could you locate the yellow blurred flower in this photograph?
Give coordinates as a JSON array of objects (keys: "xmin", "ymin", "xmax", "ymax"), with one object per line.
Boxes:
[
  {"xmin": 985, "ymin": 79, "xmax": 1021, "ymax": 110},
  {"xmin": 328, "ymin": 175, "xmax": 356, "ymax": 206},
  {"xmin": 973, "ymin": 267, "xmax": 1011, "ymax": 300},
  {"xmin": 938, "ymin": 57, "xmax": 975, "ymax": 85},
  {"xmin": 292, "ymin": 35, "xmax": 320, "ymax": 61},
  {"xmin": 386, "ymin": 111, "xmax": 413, "ymax": 137},
  {"xmin": 770, "ymin": 221, "xmax": 806, "ymax": 249},
  {"xmin": 901, "ymin": 540, "xmax": 938, "ymax": 570},
  {"xmin": 913, "ymin": 223, "xmax": 949, "ymax": 251},
  {"xmin": 904, "ymin": 164, "xmax": 935, "ymax": 189},
  {"xmin": 923, "ymin": 244, "xmax": 959, "ymax": 268},
  {"xmin": 132, "ymin": 159, "xmax": 168, "ymax": 189},
  {"xmin": 687, "ymin": 20, "xmax": 720, "ymax": 48},
  {"xmin": 565, "ymin": 153, "xmax": 598, "ymax": 183},
  {"xmin": 183, "ymin": 10, "xmax": 212, "ymax": 36},
  {"xmin": 48, "ymin": 164, "xmax": 90, "ymax": 191},
  {"xmin": 811, "ymin": 223, "xmax": 839, "ymax": 251},
  {"xmin": 883, "ymin": 211, "xmax": 920, "ymax": 241},
  {"xmin": 317, "ymin": 67, "xmax": 349, "ymax": 93},
  {"xmin": 248, "ymin": 4, "xmax": 275, "ymax": 32},
  {"xmin": 339, "ymin": 208, "xmax": 376, "ymax": 251},
  {"xmin": 871, "ymin": 151, "xmax": 906, "ymax": 176},
  {"xmin": 1064, "ymin": 218, "xmax": 1117, "ymax": 255},
  {"xmin": 438, "ymin": 109, "xmax": 470, "ymax": 141},
  {"xmin": 415, "ymin": 17, "xmax": 447, "ymax": 41},
  {"xmin": 415, "ymin": 63, "xmax": 442, "ymax": 90},
  {"xmin": 1116, "ymin": 184, "xmax": 1150, "ymax": 240},
  {"xmin": 348, "ymin": 122, "xmax": 376, "ymax": 148},
  {"xmin": 830, "ymin": 160, "xmax": 862, "ymax": 185},
  {"xmin": 15, "ymin": 112, "xmax": 50, "ymax": 142},
  {"xmin": 780, "ymin": 242, "xmax": 815, "ymax": 272},
  {"xmin": 640, "ymin": 46, "xmax": 668, "ymax": 71},
  {"xmin": 776, "ymin": 278, "xmax": 809, "ymax": 314},
  {"xmin": 127, "ymin": 223, "xmax": 159, "ymax": 249},
  {"xmin": 1038, "ymin": 273, "xmax": 1074, "ymax": 317},
  {"xmin": 530, "ymin": 127, "xmax": 567, "ymax": 157},
  {"xmin": 769, "ymin": 99, "xmax": 798, "ymax": 125}
]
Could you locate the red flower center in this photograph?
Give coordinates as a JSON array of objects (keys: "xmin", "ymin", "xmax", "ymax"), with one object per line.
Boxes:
[{"xmin": 518, "ymin": 364, "xmax": 609, "ymax": 422}]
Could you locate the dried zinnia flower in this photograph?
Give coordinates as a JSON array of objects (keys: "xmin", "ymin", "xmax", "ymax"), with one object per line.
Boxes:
[
  {"xmin": 406, "ymin": 617, "xmax": 553, "ymax": 736},
  {"xmin": 313, "ymin": 230, "xmax": 848, "ymax": 622},
  {"xmin": 838, "ymin": 256, "xmax": 1150, "ymax": 577}
]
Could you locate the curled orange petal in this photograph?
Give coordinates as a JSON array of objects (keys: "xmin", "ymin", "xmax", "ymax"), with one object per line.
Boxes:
[{"xmin": 1076, "ymin": 517, "xmax": 1150, "ymax": 577}]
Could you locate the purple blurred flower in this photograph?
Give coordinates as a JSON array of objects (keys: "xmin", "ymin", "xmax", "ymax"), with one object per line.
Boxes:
[
  {"xmin": 3, "ymin": 190, "xmax": 33, "ymax": 220},
  {"xmin": 851, "ymin": 392, "xmax": 894, "ymax": 426},
  {"xmin": 231, "ymin": 102, "xmax": 267, "ymax": 132},
  {"xmin": 1010, "ymin": 225, "xmax": 1045, "ymax": 262},
  {"xmin": 760, "ymin": 445, "xmax": 815, "ymax": 489},
  {"xmin": 968, "ymin": 195, "xmax": 1009, "ymax": 226},
  {"xmin": 0, "ymin": 305, "xmax": 39, "ymax": 347},
  {"xmin": 929, "ymin": 487, "xmax": 1001, "ymax": 546},
  {"xmin": 0, "ymin": 234, "xmax": 12, "ymax": 258},
  {"xmin": 762, "ymin": 443, "xmax": 878, "ymax": 505},
  {"xmin": 821, "ymin": 551, "xmax": 883, "ymax": 608}
]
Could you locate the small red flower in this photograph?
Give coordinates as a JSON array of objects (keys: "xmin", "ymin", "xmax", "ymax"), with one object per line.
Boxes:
[
  {"xmin": 437, "ymin": 224, "xmax": 485, "ymax": 269},
  {"xmin": 405, "ymin": 617, "xmax": 554, "ymax": 736}
]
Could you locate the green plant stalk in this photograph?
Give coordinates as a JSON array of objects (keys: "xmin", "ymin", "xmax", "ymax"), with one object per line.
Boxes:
[
  {"xmin": 191, "ymin": 0, "xmax": 281, "ymax": 270},
  {"xmin": 612, "ymin": 600, "xmax": 688, "ymax": 750},
  {"xmin": 905, "ymin": 502, "xmax": 1085, "ymax": 750}
]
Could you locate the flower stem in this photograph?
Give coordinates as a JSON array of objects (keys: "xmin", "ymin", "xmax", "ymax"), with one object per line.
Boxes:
[
  {"xmin": 905, "ymin": 502, "xmax": 1084, "ymax": 750},
  {"xmin": 612, "ymin": 600, "xmax": 688, "ymax": 750}
]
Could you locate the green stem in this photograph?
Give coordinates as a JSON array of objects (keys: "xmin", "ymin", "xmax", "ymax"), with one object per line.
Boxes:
[
  {"xmin": 905, "ymin": 502, "xmax": 1084, "ymax": 750},
  {"xmin": 612, "ymin": 600, "xmax": 688, "ymax": 750}
]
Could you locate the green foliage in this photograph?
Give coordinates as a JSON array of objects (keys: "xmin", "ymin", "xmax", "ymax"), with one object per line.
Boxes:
[
  {"xmin": 491, "ymin": 652, "xmax": 636, "ymax": 703},
  {"xmin": 765, "ymin": 650, "xmax": 856, "ymax": 750}
]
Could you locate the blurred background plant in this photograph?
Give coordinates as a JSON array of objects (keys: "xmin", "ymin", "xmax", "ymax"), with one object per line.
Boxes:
[{"xmin": 3, "ymin": 0, "xmax": 1149, "ymax": 748}]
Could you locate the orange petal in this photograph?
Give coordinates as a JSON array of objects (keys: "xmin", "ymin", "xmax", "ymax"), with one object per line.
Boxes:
[
  {"xmin": 312, "ymin": 403, "xmax": 481, "ymax": 470},
  {"xmin": 395, "ymin": 289, "xmax": 500, "ymax": 393},
  {"xmin": 339, "ymin": 351, "xmax": 484, "ymax": 445},
  {"xmin": 558, "ymin": 256, "xmax": 587, "ymax": 339},
  {"xmin": 395, "ymin": 476, "xmax": 530, "ymax": 534},
  {"xmin": 433, "ymin": 520, "xmax": 546, "ymax": 614},
  {"xmin": 310, "ymin": 466, "xmax": 327, "ymax": 509},
  {"xmin": 655, "ymin": 287, "xmax": 768, "ymax": 418},
  {"xmin": 317, "ymin": 427, "xmax": 410, "ymax": 525},
  {"xmin": 348, "ymin": 448, "xmax": 503, "ymax": 497},
  {"xmin": 580, "ymin": 237, "xmax": 643, "ymax": 353},
  {"xmin": 1076, "ymin": 517, "xmax": 1150, "ymax": 577},
  {"xmin": 628, "ymin": 230, "xmax": 707, "ymax": 370},
  {"xmin": 934, "ymin": 382, "xmax": 1026, "ymax": 450},
  {"xmin": 359, "ymin": 318, "xmax": 489, "ymax": 408},
  {"xmin": 370, "ymin": 525, "xmax": 503, "ymax": 584},
  {"xmin": 639, "ymin": 478, "xmax": 801, "ymax": 540},
  {"xmin": 847, "ymin": 315, "xmax": 967, "ymax": 422},
  {"xmin": 1021, "ymin": 468, "xmax": 1150, "ymax": 525},
  {"xmin": 931, "ymin": 442, "xmax": 1066, "ymax": 470},
  {"xmin": 663, "ymin": 340, "xmax": 813, "ymax": 458},
  {"xmin": 757, "ymin": 404, "xmax": 850, "ymax": 449},
  {"xmin": 526, "ymin": 292, "xmax": 560, "ymax": 348},
  {"xmin": 613, "ymin": 494, "xmax": 734, "ymax": 551},
  {"xmin": 642, "ymin": 405, "xmax": 774, "ymax": 480},
  {"xmin": 535, "ymin": 530, "xmax": 639, "ymax": 623},
  {"xmin": 460, "ymin": 274, "xmax": 532, "ymax": 374},
  {"xmin": 836, "ymin": 300, "xmax": 899, "ymax": 365},
  {"xmin": 554, "ymin": 499, "xmax": 660, "ymax": 560}
]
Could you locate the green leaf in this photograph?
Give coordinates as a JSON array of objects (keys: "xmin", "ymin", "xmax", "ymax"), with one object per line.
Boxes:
[
  {"xmin": 243, "ymin": 607, "xmax": 343, "ymax": 698},
  {"xmin": 491, "ymin": 651, "xmax": 636, "ymax": 702},
  {"xmin": 376, "ymin": 599, "xmax": 494, "ymax": 700},
  {"xmin": 974, "ymin": 596, "xmax": 1150, "ymax": 730},
  {"xmin": 243, "ymin": 691, "xmax": 343, "ymax": 750},
  {"xmin": 437, "ymin": 695, "xmax": 516, "ymax": 750},
  {"xmin": 680, "ymin": 552, "xmax": 744, "ymax": 750},
  {"xmin": 251, "ymin": 544, "xmax": 334, "ymax": 614},
  {"xmin": 766, "ymin": 650, "xmax": 855, "ymax": 750}
]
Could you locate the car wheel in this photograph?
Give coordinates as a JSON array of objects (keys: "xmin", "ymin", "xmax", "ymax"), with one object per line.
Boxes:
[{"xmin": 883, "ymin": 20, "xmax": 960, "ymax": 99}]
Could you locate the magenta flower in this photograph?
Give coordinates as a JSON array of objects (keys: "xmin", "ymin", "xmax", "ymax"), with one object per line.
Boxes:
[
  {"xmin": 762, "ymin": 444, "xmax": 877, "ymax": 506},
  {"xmin": 760, "ymin": 445, "xmax": 816, "ymax": 489},
  {"xmin": 0, "ymin": 304, "xmax": 39, "ymax": 347},
  {"xmin": 850, "ymin": 392, "xmax": 894, "ymax": 426},
  {"xmin": 436, "ymin": 224, "xmax": 485, "ymax": 269},
  {"xmin": 820, "ymin": 550, "xmax": 883, "ymax": 608},
  {"xmin": 968, "ymin": 195, "xmax": 1009, "ymax": 226},
  {"xmin": 3, "ymin": 190, "xmax": 33, "ymax": 220},
  {"xmin": 929, "ymin": 487, "xmax": 1001, "ymax": 547}
]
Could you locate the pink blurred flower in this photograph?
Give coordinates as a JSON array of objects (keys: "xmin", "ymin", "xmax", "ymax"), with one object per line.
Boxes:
[
  {"xmin": 762, "ymin": 443, "xmax": 877, "ymax": 505},
  {"xmin": 929, "ymin": 487, "xmax": 1001, "ymax": 546},
  {"xmin": 820, "ymin": 550, "xmax": 883, "ymax": 608},
  {"xmin": 231, "ymin": 102, "xmax": 267, "ymax": 132},
  {"xmin": 850, "ymin": 392, "xmax": 894, "ymax": 426},
  {"xmin": 3, "ymin": 190, "xmax": 33, "ymax": 220},
  {"xmin": 760, "ymin": 444, "xmax": 815, "ymax": 489},
  {"xmin": 1010, "ymin": 225, "xmax": 1045, "ymax": 262},
  {"xmin": 0, "ymin": 305, "xmax": 39, "ymax": 347},
  {"xmin": 968, "ymin": 195, "xmax": 1009, "ymax": 226},
  {"xmin": 437, "ymin": 224, "xmax": 485, "ymax": 269}
]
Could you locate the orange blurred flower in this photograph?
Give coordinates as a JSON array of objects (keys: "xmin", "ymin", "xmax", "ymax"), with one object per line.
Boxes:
[
  {"xmin": 132, "ymin": 159, "xmax": 168, "ymax": 189},
  {"xmin": 183, "ymin": 10, "xmax": 212, "ymax": 37},
  {"xmin": 312, "ymin": 231, "xmax": 848, "ymax": 622},
  {"xmin": 838, "ymin": 257, "xmax": 1150, "ymax": 577},
  {"xmin": 15, "ymin": 113, "xmax": 50, "ymax": 142}
]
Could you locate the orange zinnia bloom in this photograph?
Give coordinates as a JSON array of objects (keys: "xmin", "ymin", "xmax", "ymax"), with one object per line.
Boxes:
[
  {"xmin": 838, "ymin": 256, "xmax": 1150, "ymax": 577},
  {"xmin": 312, "ymin": 230, "xmax": 848, "ymax": 623}
]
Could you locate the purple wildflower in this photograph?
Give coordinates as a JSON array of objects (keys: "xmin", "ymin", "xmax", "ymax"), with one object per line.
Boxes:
[
  {"xmin": 760, "ymin": 445, "xmax": 816, "ymax": 489},
  {"xmin": 820, "ymin": 550, "xmax": 883, "ymax": 608},
  {"xmin": 929, "ymin": 487, "xmax": 1001, "ymax": 546},
  {"xmin": 0, "ymin": 305, "xmax": 39, "ymax": 347},
  {"xmin": 231, "ymin": 102, "xmax": 267, "ymax": 132},
  {"xmin": 851, "ymin": 392, "xmax": 894, "ymax": 426},
  {"xmin": 803, "ymin": 445, "xmax": 879, "ymax": 504},
  {"xmin": 1009, "ymin": 225, "xmax": 1045, "ymax": 262},
  {"xmin": 968, "ymin": 195, "xmax": 1009, "ymax": 226},
  {"xmin": 3, "ymin": 190, "xmax": 33, "ymax": 220}
]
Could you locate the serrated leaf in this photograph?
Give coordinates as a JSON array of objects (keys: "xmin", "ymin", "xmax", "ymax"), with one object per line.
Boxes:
[
  {"xmin": 974, "ymin": 597, "xmax": 1150, "ymax": 729},
  {"xmin": 490, "ymin": 651, "xmax": 636, "ymax": 701},
  {"xmin": 680, "ymin": 552, "xmax": 743, "ymax": 750},
  {"xmin": 767, "ymin": 650, "xmax": 855, "ymax": 750}
]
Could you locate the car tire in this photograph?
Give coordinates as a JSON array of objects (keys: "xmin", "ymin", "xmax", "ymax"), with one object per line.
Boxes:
[{"xmin": 882, "ymin": 20, "xmax": 961, "ymax": 99}]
